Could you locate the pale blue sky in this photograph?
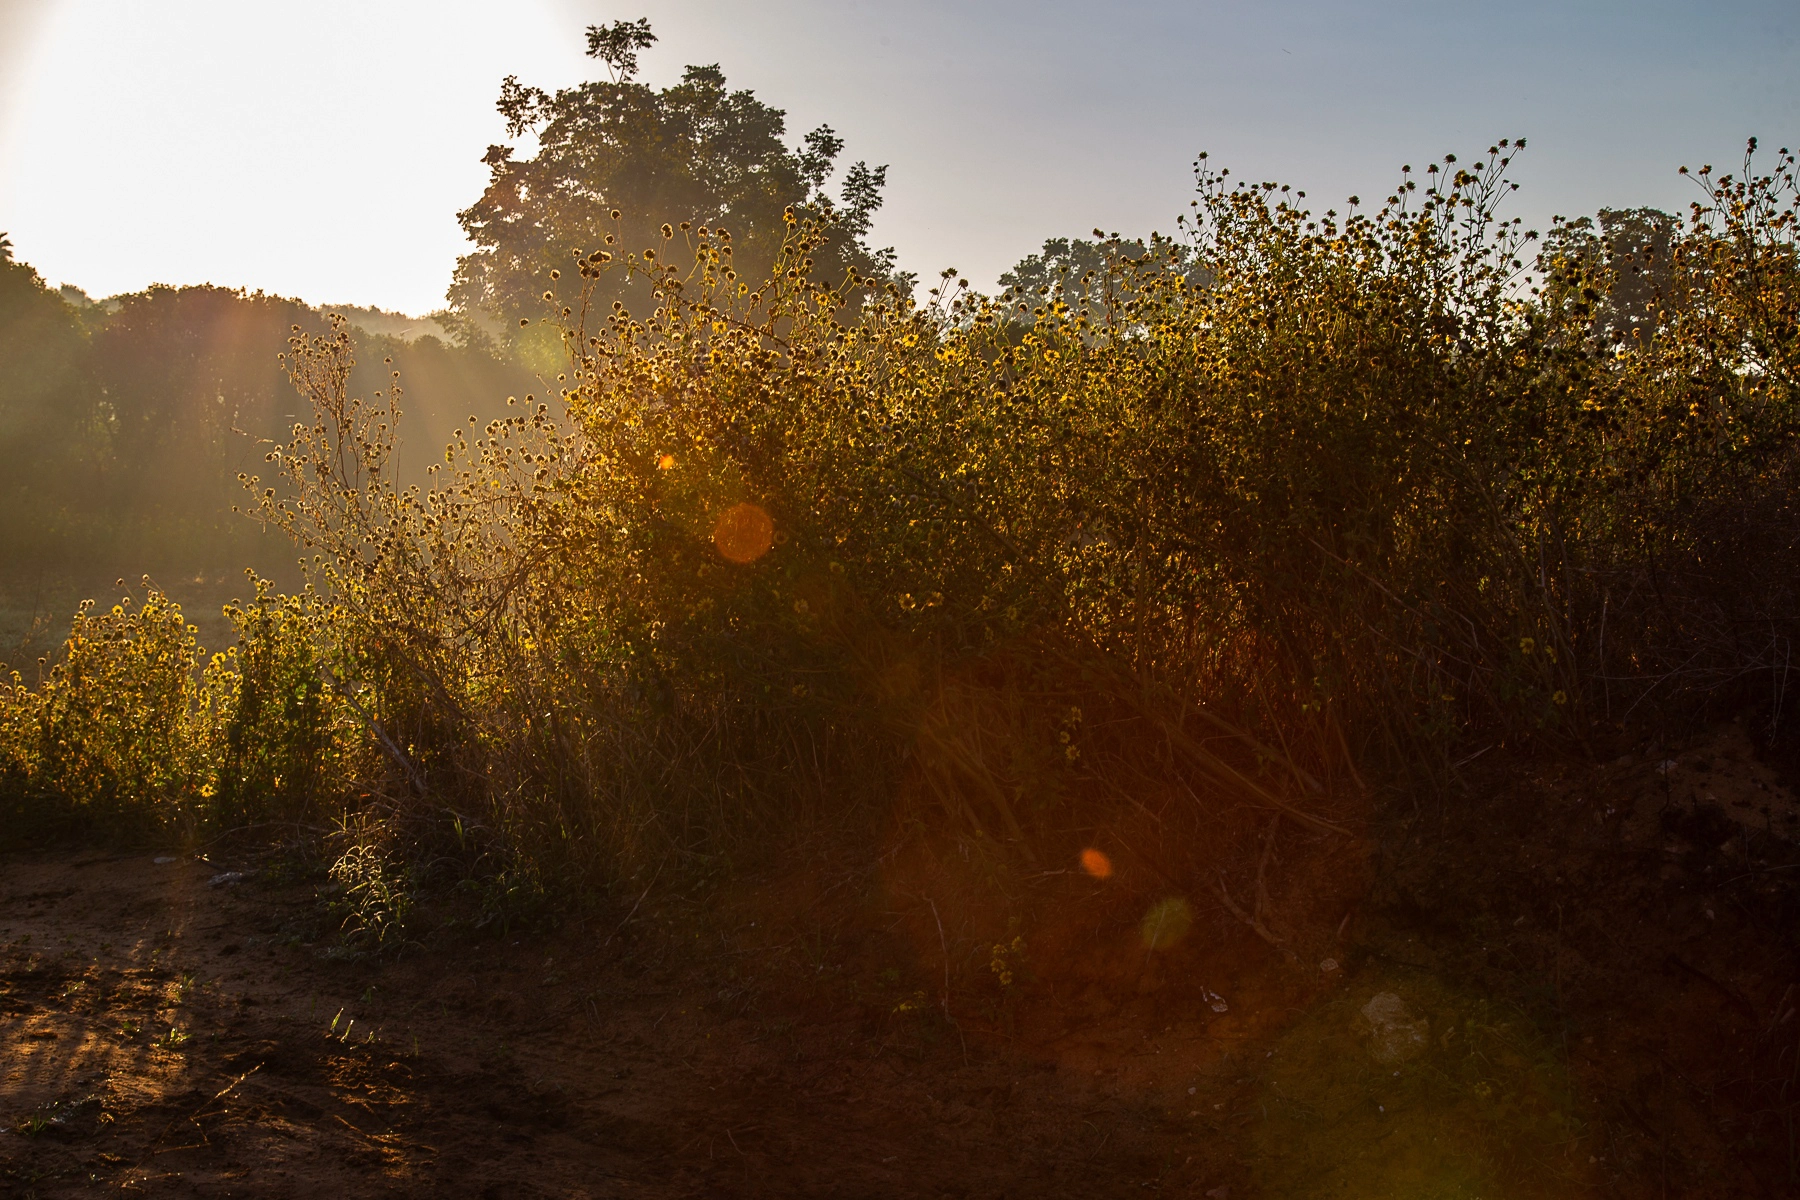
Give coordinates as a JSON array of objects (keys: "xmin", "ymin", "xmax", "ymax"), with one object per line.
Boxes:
[{"xmin": 1, "ymin": 0, "xmax": 1795, "ymax": 313}]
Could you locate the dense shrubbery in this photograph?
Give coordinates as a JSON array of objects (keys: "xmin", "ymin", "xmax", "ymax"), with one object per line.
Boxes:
[
  {"xmin": 2, "ymin": 140, "xmax": 1795, "ymax": 940},
  {"xmin": 0, "ymin": 579, "xmax": 352, "ymax": 839},
  {"xmin": 0, "ymin": 590, "xmax": 227, "ymax": 831}
]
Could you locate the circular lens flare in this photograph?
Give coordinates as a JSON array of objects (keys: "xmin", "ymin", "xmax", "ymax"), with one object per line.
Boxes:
[
  {"xmin": 1140, "ymin": 896, "xmax": 1194, "ymax": 950},
  {"xmin": 1079, "ymin": 848, "xmax": 1113, "ymax": 879},
  {"xmin": 713, "ymin": 502, "xmax": 775, "ymax": 564},
  {"xmin": 657, "ymin": 453, "xmax": 675, "ymax": 470}
]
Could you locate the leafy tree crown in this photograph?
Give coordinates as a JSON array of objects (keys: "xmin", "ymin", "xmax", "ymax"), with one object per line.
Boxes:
[{"xmin": 450, "ymin": 21, "xmax": 895, "ymax": 349}]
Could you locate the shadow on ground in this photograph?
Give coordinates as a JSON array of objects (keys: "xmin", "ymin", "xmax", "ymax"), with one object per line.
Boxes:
[{"xmin": 3, "ymin": 723, "xmax": 1797, "ymax": 1196}]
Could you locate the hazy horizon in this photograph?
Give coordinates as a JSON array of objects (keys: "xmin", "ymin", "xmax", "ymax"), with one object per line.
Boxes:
[{"xmin": 3, "ymin": 0, "xmax": 1796, "ymax": 314}]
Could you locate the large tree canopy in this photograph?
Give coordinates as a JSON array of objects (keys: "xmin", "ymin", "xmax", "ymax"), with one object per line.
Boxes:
[{"xmin": 449, "ymin": 20, "xmax": 894, "ymax": 340}]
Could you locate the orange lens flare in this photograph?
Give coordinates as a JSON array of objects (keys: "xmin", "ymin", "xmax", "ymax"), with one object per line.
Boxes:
[
  {"xmin": 713, "ymin": 502, "xmax": 775, "ymax": 564},
  {"xmin": 1079, "ymin": 848, "xmax": 1113, "ymax": 879},
  {"xmin": 657, "ymin": 454, "xmax": 675, "ymax": 470}
]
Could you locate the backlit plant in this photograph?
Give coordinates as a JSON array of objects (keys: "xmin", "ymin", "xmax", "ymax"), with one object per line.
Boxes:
[{"xmin": 0, "ymin": 138, "xmax": 1793, "ymax": 941}]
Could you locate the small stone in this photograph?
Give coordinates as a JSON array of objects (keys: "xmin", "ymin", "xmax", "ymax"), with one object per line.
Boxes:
[
  {"xmin": 1360, "ymin": 992, "xmax": 1429, "ymax": 1064},
  {"xmin": 1320, "ymin": 958, "xmax": 1340, "ymax": 973}
]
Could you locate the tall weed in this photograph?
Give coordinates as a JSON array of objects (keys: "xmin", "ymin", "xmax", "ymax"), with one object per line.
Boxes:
[{"xmin": 3, "ymin": 141, "xmax": 1795, "ymax": 933}]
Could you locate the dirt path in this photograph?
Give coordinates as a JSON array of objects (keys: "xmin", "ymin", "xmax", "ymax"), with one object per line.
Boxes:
[
  {"xmin": 4, "ymin": 726, "xmax": 1799, "ymax": 1197},
  {"xmin": 0, "ymin": 850, "xmax": 1250, "ymax": 1198}
]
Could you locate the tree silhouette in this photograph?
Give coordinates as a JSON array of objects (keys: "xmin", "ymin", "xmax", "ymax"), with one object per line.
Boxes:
[{"xmin": 449, "ymin": 21, "xmax": 895, "ymax": 347}]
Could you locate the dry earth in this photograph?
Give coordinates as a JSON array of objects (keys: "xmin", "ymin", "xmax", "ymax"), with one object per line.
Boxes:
[{"xmin": 3, "ymin": 722, "xmax": 1799, "ymax": 1197}]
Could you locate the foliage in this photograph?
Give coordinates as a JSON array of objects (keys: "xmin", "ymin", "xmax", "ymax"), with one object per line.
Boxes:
[
  {"xmin": 0, "ymin": 575, "xmax": 359, "ymax": 845},
  {"xmin": 2, "ymin": 138, "xmax": 1797, "ymax": 943},
  {"xmin": 226, "ymin": 141, "xmax": 1550, "ymax": 895},
  {"xmin": 449, "ymin": 20, "xmax": 897, "ymax": 358},
  {"xmin": 89, "ymin": 286, "xmax": 314, "ymax": 514},
  {"xmin": 273, "ymin": 134, "xmax": 1795, "ymax": 892},
  {"xmin": 0, "ymin": 245, "xmax": 96, "ymax": 519},
  {"xmin": 996, "ymin": 234, "xmax": 1183, "ymax": 314},
  {"xmin": 1537, "ymin": 207, "xmax": 1679, "ymax": 342},
  {"xmin": 0, "ymin": 587, "xmax": 228, "ymax": 836},
  {"xmin": 213, "ymin": 576, "xmax": 352, "ymax": 825},
  {"xmin": 1516, "ymin": 141, "xmax": 1800, "ymax": 719},
  {"xmin": 0, "ymin": 276, "xmax": 537, "ymax": 571}
]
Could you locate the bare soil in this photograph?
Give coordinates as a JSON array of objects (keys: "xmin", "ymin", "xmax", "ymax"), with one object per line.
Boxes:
[{"xmin": 4, "ymin": 723, "xmax": 1799, "ymax": 1197}]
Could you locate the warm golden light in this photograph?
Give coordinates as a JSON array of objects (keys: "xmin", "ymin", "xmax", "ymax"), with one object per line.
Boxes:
[
  {"xmin": 658, "ymin": 454, "xmax": 675, "ymax": 470},
  {"xmin": 1079, "ymin": 847, "xmax": 1113, "ymax": 879},
  {"xmin": 713, "ymin": 502, "xmax": 775, "ymax": 564}
]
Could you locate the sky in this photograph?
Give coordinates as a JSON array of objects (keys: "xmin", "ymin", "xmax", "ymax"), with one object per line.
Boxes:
[{"xmin": 1, "ymin": 0, "xmax": 1796, "ymax": 315}]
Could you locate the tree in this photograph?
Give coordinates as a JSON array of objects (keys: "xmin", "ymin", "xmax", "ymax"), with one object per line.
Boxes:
[
  {"xmin": 450, "ymin": 19, "xmax": 895, "ymax": 344},
  {"xmin": 998, "ymin": 234, "xmax": 1198, "ymax": 310},
  {"xmin": 88, "ymin": 286, "xmax": 310, "ymax": 509},
  {"xmin": 1539, "ymin": 207, "xmax": 1680, "ymax": 344},
  {"xmin": 999, "ymin": 237, "xmax": 1134, "ymax": 303},
  {"xmin": 0, "ymin": 242, "xmax": 94, "ymax": 493},
  {"xmin": 87, "ymin": 286, "xmax": 539, "ymax": 510}
]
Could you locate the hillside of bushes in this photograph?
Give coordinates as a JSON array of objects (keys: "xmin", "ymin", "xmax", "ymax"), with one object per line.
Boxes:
[{"xmin": 1, "ymin": 140, "xmax": 1796, "ymax": 946}]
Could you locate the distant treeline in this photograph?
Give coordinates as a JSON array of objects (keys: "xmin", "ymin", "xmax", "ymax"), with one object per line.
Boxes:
[
  {"xmin": 0, "ymin": 16, "xmax": 908, "ymax": 585},
  {"xmin": 0, "ymin": 248, "xmax": 538, "ymax": 574}
]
